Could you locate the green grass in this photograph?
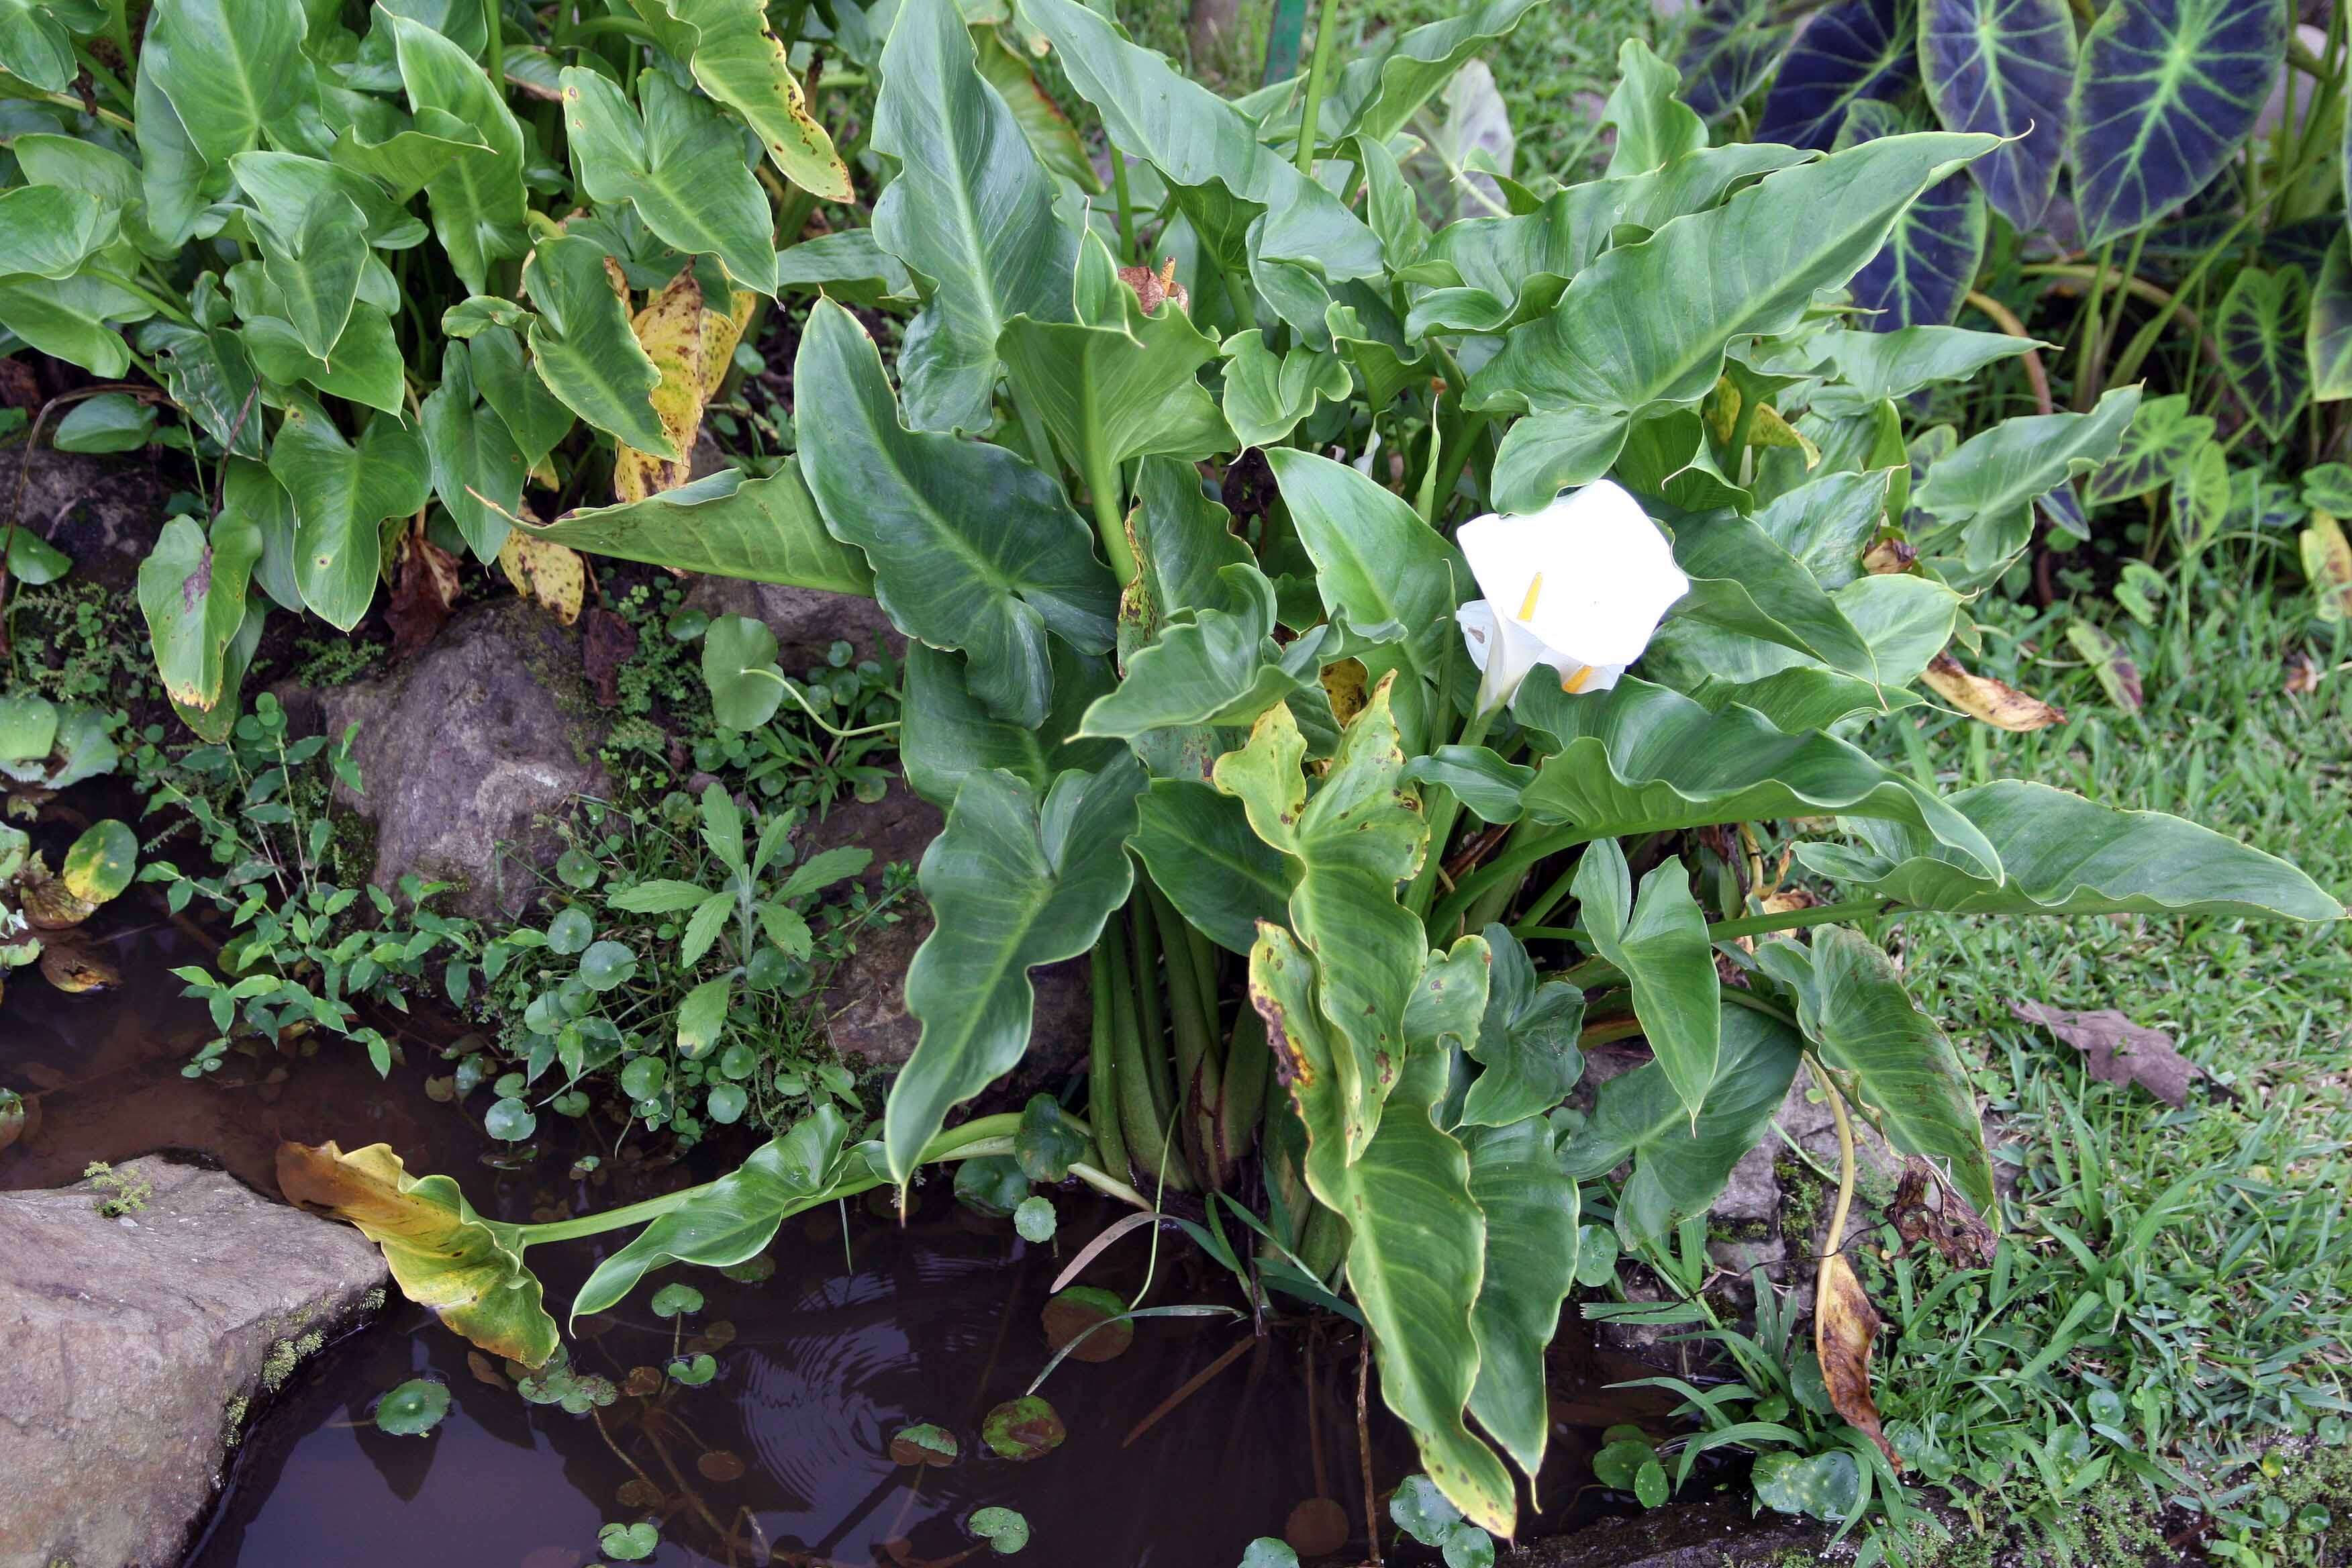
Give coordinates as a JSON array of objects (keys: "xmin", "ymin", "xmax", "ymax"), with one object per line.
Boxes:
[
  {"xmin": 1845, "ymin": 584, "xmax": 2352, "ymax": 1562},
  {"xmin": 1120, "ymin": 0, "xmax": 1668, "ymax": 177}
]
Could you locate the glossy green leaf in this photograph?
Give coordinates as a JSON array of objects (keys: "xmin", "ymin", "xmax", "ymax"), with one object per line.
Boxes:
[
  {"xmin": 1757, "ymin": 926, "xmax": 1996, "ymax": 1214},
  {"xmin": 1918, "ymin": 0, "xmax": 2074, "ymax": 230},
  {"xmin": 1820, "ymin": 326, "xmax": 2041, "ymax": 411},
  {"xmin": 145, "ymin": 0, "xmax": 309, "ymax": 164},
  {"xmin": 270, "ymin": 399, "xmax": 432, "ymax": 632},
  {"xmin": 999, "ymin": 231, "xmax": 1232, "ymax": 478},
  {"xmin": 881, "ymin": 757, "xmax": 1144, "ymax": 1183},
  {"xmin": 1250, "ymin": 926, "xmax": 1515, "ymax": 1535},
  {"xmin": 1128, "ymin": 779, "xmax": 1289, "ymax": 956},
  {"xmin": 871, "ymin": 0, "xmax": 1073, "ymax": 431},
  {"xmin": 420, "ymin": 342, "xmax": 524, "ymax": 562},
  {"xmin": 1022, "ymin": 0, "xmax": 1383, "ymax": 283},
  {"xmin": 1402, "ymin": 748, "xmax": 1534, "ymax": 826},
  {"xmin": 2214, "ymin": 264, "xmax": 2310, "ymax": 440},
  {"xmin": 1797, "ymin": 780, "xmax": 2344, "ymax": 920},
  {"xmin": 0, "ymin": 275, "xmax": 149, "ymax": 378},
  {"xmin": 1515, "ymin": 677, "xmax": 2000, "ymax": 877},
  {"xmin": 795, "ymin": 299, "xmax": 1116, "ymax": 728},
  {"xmin": 1128, "ymin": 455, "xmax": 1256, "ymax": 626},
  {"xmin": 1077, "ymin": 566, "xmax": 1316, "ymax": 740},
  {"xmin": 773, "ymin": 230, "xmax": 920, "ymax": 303},
  {"xmin": 971, "ymin": 21, "xmax": 1099, "ymax": 191},
  {"xmin": 1216, "ymin": 685, "xmax": 1427, "ymax": 1159},
  {"xmin": 1251, "ymin": 0, "xmax": 1544, "ymax": 146},
  {"xmin": 0, "ymin": 0, "xmax": 78, "ymax": 91},
  {"xmin": 52, "ymin": 393, "xmax": 155, "ymax": 454},
  {"xmin": 329, "ymin": 105, "xmax": 491, "ymax": 203},
  {"xmin": 1464, "ymin": 1116, "xmax": 1579, "ymax": 1481},
  {"xmin": 258, "ymin": 191, "xmax": 368, "ymax": 361},
  {"xmin": 1221, "ymin": 330, "xmax": 1351, "ymax": 450},
  {"xmin": 901, "ymin": 640, "xmax": 1122, "ymax": 809},
  {"xmin": 0, "ymin": 186, "xmax": 117, "ymax": 281},
  {"xmin": 1747, "ymin": 469, "xmax": 1891, "ymax": 588},
  {"xmin": 1571, "ymin": 836, "xmax": 1718, "ymax": 1122},
  {"xmin": 1559, "ymin": 1002, "xmax": 1804, "ymax": 1243},
  {"xmin": 471, "ymin": 323, "xmax": 575, "ymax": 468},
  {"xmin": 573, "ymin": 1108, "xmax": 859, "ymax": 1318},
  {"xmin": 529, "ymin": 462, "xmax": 873, "ymax": 592},
  {"xmin": 230, "ymin": 150, "xmax": 427, "ymax": 250},
  {"xmin": 1263, "ymin": 446, "xmax": 1464, "ymax": 677},
  {"xmin": 522, "ymin": 236, "xmax": 673, "ymax": 457},
  {"xmin": 560, "ymin": 67, "xmax": 775, "ymax": 299},
  {"xmin": 650, "ymin": 0, "xmax": 850, "ymax": 201},
  {"xmin": 1910, "ymin": 385, "xmax": 2140, "ymax": 575},
  {"xmin": 1473, "ymin": 132, "xmax": 1995, "ymax": 487},
  {"xmin": 136, "ymin": 513, "xmax": 261, "ymax": 713},
  {"xmin": 1461, "ymin": 924, "xmax": 1583, "ymax": 1128},
  {"xmin": 2067, "ymin": 0, "xmax": 2285, "ymax": 248},
  {"xmin": 1602, "ymin": 40, "xmax": 1706, "ymax": 177},
  {"xmin": 243, "ymin": 306, "xmax": 405, "ymax": 415},
  {"xmin": 383, "ymin": 11, "xmax": 528, "ymax": 295},
  {"xmin": 1669, "ymin": 509, "xmax": 1883, "ymax": 682}
]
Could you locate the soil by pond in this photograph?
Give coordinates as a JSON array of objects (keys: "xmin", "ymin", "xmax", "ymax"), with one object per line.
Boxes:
[{"xmin": 3, "ymin": 876, "xmax": 1736, "ymax": 1568}]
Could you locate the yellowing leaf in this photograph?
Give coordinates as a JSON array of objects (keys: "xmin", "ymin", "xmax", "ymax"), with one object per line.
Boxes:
[
  {"xmin": 2304, "ymin": 511, "xmax": 2352, "ymax": 622},
  {"xmin": 499, "ymin": 532, "xmax": 586, "ymax": 624},
  {"xmin": 700, "ymin": 287, "xmax": 758, "ymax": 399},
  {"xmin": 1920, "ymin": 652, "xmax": 2066, "ymax": 731},
  {"xmin": 278, "ymin": 1140, "xmax": 560, "ymax": 1367},
  {"xmin": 614, "ymin": 269, "xmax": 708, "ymax": 502},
  {"xmin": 1816, "ymin": 1251, "xmax": 1900, "ymax": 1469}
]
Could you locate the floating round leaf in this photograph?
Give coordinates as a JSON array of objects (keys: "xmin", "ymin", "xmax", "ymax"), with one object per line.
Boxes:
[
  {"xmin": 952, "ymin": 1153, "xmax": 1030, "ymax": 1218},
  {"xmin": 598, "ymin": 1520, "xmax": 660, "ymax": 1561},
  {"xmin": 620, "ymin": 1056, "xmax": 667, "ymax": 1101},
  {"xmin": 39, "ymin": 932, "xmax": 119, "ymax": 993},
  {"xmin": 1012, "ymin": 1195, "xmax": 1056, "ymax": 1244},
  {"xmin": 649, "ymin": 1282, "xmax": 705, "ymax": 1318},
  {"xmin": 1283, "ymin": 1497, "xmax": 1348, "ymax": 1557},
  {"xmin": 890, "ymin": 1422, "xmax": 961, "ymax": 1466},
  {"xmin": 705, "ymin": 1083, "xmax": 748, "ymax": 1124},
  {"xmin": 980, "ymin": 1395, "xmax": 1065, "ymax": 1461},
  {"xmin": 484, "ymin": 1096, "xmax": 537, "ymax": 1142},
  {"xmin": 624, "ymin": 1365, "xmax": 664, "ymax": 1397},
  {"xmin": 1751, "ymin": 1449, "xmax": 1861, "ymax": 1520},
  {"xmin": 668, "ymin": 1353, "xmax": 718, "ymax": 1385},
  {"xmin": 1240, "ymin": 1542, "xmax": 1302, "ymax": 1568},
  {"xmin": 697, "ymin": 1449, "xmax": 746, "ymax": 1482},
  {"xmin": 1012, "ymin": 1093, "xmax": 1088, "ymax": 1182},
  {"xmin": 375, "ymin": 1378, "xmax": 451, "ymax": 1436},
  {"xmin": 1040, "ymin": 1286, "xmax": 1132, "ymax": 1363},
  {"xmin": 968, "ymin": 1506, "xmax": 1030, "ymax": 1554}
]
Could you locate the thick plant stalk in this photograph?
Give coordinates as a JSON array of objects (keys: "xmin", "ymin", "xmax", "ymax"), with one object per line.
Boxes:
[
  {"xmin": 1106, "ymin": 922, "xmax": 1191, "ymax": 1191},
  {"xmin": 1150, "ymin": 883, "xmax": 1223, "ymax": 1183},
  {"xmin": 1291, "ymin": 0, "xmax": 1344, "ymax": 176},
  {"xmin": 1216, "ymin": 1006, "xmax": 1271, "ymax": 1175},
  {"xmin": 1089, "ymin": 934, "xmax": 1129, "ymax": 1180},
  {"xmin": 1124, "ymin": 893, "xmax": 1177, "ymax": 1122}
]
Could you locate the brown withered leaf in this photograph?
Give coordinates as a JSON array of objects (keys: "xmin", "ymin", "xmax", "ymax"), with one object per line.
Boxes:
[
  {"xmin": 616, "ymin": 1477, "xmax": 665, "ymax": 1509},
  {"xmin": 1889, "ymin": 1157, "xmax": 1994, "ymax": 1267},
  {"xmin": 1862, "ymin": 538, "xmax": 1918, "ymax": 575},
  {"xmin": 2283, "ymin": 650, "xmax": 2320, "ymax": 695},
  {"xmin": 467, "ymin": 1350, "xmax": 508, "ymax": 1389},
  {"xmin": 623, "ymin": 1365, "xmax": 664, "ymax": 1398},
  {"xmin": 1920, "ymin": 652, "xmax": 2067, "ymax": 731},
  {"xmin": 581, "ymin": 607, "xmax": 638, "ymax": 707},
  {"xmin": 386, "ymin": 525, "xmax": 463, "ymax": 659},
  {"xmin": 1759, "ymin": 885, "xmax": 1820, "ymax": 915},
  {"xmin": 696, "ymin": 1449, "xmax": 746, "ymax": 1482},
  {"xmin": 1117, "ymin": 256, "xmax": 1189, "ymax": 315},
  {"xmin": 2008, "ymin": 1000, "xmax": 2202, "ymax": 1107},
  {"xmin": 37, "ymin": 932, "xmax": 118, "ymax": 991},
  {"xmin": 1816, "ymin": 1251, "xmax": 1900, "ymax": 1469}
]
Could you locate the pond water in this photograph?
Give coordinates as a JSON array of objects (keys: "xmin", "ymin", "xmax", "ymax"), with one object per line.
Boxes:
[{"xmin": 3, "ymin": 878, "xmax": 1696, "ymax": 1567}]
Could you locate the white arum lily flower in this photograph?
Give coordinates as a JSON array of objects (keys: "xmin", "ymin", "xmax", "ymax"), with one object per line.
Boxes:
[{"xmin": 1455, "ymin": 479, "xmax": 1690, "ymax": 718}]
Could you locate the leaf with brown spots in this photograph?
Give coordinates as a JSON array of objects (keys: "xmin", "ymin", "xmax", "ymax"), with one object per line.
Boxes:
[
  {"xmin": 1919, "ymin": 651, "xmax": 2066, "ymax": 731},
  {"xmin": 1816, "ymin": 1251, "xmax": 1899, "ymax": 1469},
  {"xmin": 614, "ymin": 270, "xmax": 707, "ymax": 502},
  {"xmin": 2007, "ymin": 1000, "xmax": 2203, "ymax": 1107},
  {"xmin": 2304, "ymin": 511, "xmax": 2352, "ymax": 622},
  {"xmin": 498, "ymin": 532, "xmax": 585, "ymax": 624}
]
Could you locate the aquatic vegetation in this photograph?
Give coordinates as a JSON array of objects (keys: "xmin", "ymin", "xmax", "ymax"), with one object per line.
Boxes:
[{"xmin": 372, "ymin": 1379, "xmax": 450, "ymax": 1437}]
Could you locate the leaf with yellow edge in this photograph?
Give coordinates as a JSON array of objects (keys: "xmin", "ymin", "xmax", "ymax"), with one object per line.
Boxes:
[
  {"xmin": 499, "ymin": 532, "xmax": 586, "ymax": 623},
  {"xmin": 2303, "ymin": 511, "xmax": 2352, "ymax": 623},
  {"xmin": 1816, "ymin": 1250, "xmax": 1900, "ymax": 1469},
  {"xmin": 614, "ymin": 270, "xmax": 707, "ymax": 502},
  {"xmin": 1918, "ymin": 651, "xmax": 2065, "ymax": 731},
  {"xmin": 277, "ymin": 1140, "xmax": 559, "ymax": 1367}
]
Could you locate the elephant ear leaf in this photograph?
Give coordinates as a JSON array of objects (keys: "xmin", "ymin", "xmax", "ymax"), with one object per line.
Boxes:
[
  {"xmin": 656, "ymin": 0, "xmax": 850, "ymax": 200},
  {"xmin": 1675, "ymin": 0, "xmax": 1789, "ymax": 122},
  {"xmin": 2214, "ymin": 265, "xmax": 2311, "ymax": 440},
  {"xmin": 1463, "ymin": 1116, "xmax": 1579, "ymax": 1485},
  {"xmin": 137, "ymin": 513, "xmax": 261, "ymax": 713},
  {"xmin": 2067, "ymin": 0, "xmax": 2285, "ymax": 248},
  {"xmin": 521, "ymin": 235, "xmax": 674, "ymax": 459},
  {"xmin": 1917, "ymin": 0, "xmax": 2074, "ymax": 232},
  {"xmin": 1796, "ymin": 779, "xmax": 2345, "ymax": 921},
  {"xmin": 1249, "ymin": 926, "xmax": 1518, "ymax": 1537},
  {"xmin": 1840, "ymin": 101, "xmax": 1986, "ymax": 331},
  {"xmin": 1571, "ymin": 836, "xmax": 1719, "ymax": 1123},
  {"xmin": 1755, "ymin": 0, "xmax": 1917, "ymax": 150},
  {"xmin": 269, "ymin": 398, "xmax": 432, "ymax": 633},
  {"xmin": 278, "ymin": 1140, "xmax": 559, "ymax": 1368},
  {"xmin": 793, "ymin": 298, "xmax": 1118, "ymax": 728},
  {"xmin": 2310, "ymin": 233, "xmax": 2352, "ymax": 403},
  {"xmin": 1755, "ymin": 927, "xmax": 1996, "ymax": 1216},
  {"xmin": 880, "ymin": 756, "xmax": 1145, "ymax": 1185}
]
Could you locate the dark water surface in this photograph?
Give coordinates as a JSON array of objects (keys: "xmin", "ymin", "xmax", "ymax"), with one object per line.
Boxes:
[{"xmin": 5, "ymin": 889, "xmax": 1686, "ymax": 1568}]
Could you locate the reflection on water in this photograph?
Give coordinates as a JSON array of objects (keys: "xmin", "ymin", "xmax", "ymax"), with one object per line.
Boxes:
[{"xmin": 4, "ymin": 887, "xmax": 1685, "ymax": 1568}]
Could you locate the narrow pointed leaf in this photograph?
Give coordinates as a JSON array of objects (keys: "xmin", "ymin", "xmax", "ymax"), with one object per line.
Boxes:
[
  {"xmin": 529, "ymin": 462, "xmax": 871, "ymax": 591},
  {"xmin": 387, "ymin": 10, "xmax": 528, "ymax": 295},
  {"xmin": 1465, "ymin": 1116, "xmax": 1579, "ymax": 1483},
  {"xmin": 1573, "ymin": 836, "xmax": 1718, "ymax": 1121}
]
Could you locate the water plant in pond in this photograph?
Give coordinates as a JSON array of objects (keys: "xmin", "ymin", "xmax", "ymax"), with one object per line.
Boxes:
[
  {"xmin": 597, "ymin": 1520, "xmax": 659, "ymax": 1563},
  {"xmin": 372, "ymin": 1378, "xmax": 450, "ymax": 1437},
  {"xmin": 979, "ymin": 1395, "xmax": 1067, "ymax": 1463},
  {"xmin": 967, "ymin": 1506, "xmax": 1030, "ymax": 1555},
  {"xmin": 0, "ymin": 816, "xmax": 138, "ymax": 1001},
  {"xmin": 889, "ymin": 1424, "xmax": 959, "ymax": 1467},
  {"xmin": 250, "ymin": 0, "xmax": 2341, "ymax": 1543}
]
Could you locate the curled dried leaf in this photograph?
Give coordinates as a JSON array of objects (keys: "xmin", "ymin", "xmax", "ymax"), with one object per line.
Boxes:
[
  {"xmin": 1888, "ymin": 1157, "xmax": 1994, "ymax": 1267},
  {"xmin": 2008, "ymin": 1000, "xmax": 2204, "ymax": 1108},
  {"xmin": 1815, "ymin": 1251, "xmax": 1900, "ymax": 1469},
  {"xmin": 1861, "ymin": 538, "xmax": 1918, "ymax": 575},
  {"xmin": 1920, "ymin": 652, "xmax": 2067, "ymax": 732},
  {"xmin": 1118, "ymin": 256, "xmax": 1189, "ymax": 315}
]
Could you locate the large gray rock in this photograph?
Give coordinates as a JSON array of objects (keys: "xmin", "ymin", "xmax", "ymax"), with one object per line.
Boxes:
[
  {"xmin": 0, "ymin": 1156, "xmax": 387, "ymax": 1568},
  {"xmin": 796, "ymin": 781, "xmax": 1090, "ymax": 1075},
  {"xmin": 297, "ymin": 599, "xmax": 610, "ymax": 918}
]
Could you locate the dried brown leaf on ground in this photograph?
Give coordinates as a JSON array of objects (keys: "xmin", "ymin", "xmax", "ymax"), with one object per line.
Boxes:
[
  {"xmin": 1889, "ymin": 1157, "xmax": 1995, "ymax": 1266},
  {"xmin": 386, "ymin": 524, "xmax": 462, "ymax": 659},
  {"xmin": 582, "ymin": 607, "xmax": 639, "ymax": 707},
  {"xmin": 2283, "ymin": 650, "xmax": 2320, "ymax": 695},
  {"xmin": 2008, "ymin": 1000, "xmax": 2203, "ymax": 1107},
  {"xmin": 1920, "ymin": 652, "xmax": 2067, "ymax": 731},
  {"xmin": 1816, "ymin": 1251, "xmax": 1900, "ymax": 1469}
]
